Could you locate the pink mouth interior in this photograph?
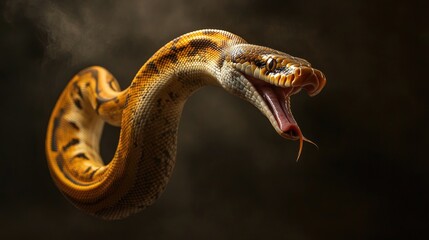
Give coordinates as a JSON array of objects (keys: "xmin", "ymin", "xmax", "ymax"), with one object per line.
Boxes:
[{"xmin": 246, "ymin": 75, "xmax": 302, "ymax": 140}]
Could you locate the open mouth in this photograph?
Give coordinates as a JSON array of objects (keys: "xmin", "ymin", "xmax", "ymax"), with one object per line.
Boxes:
[
  {"xmin": 241, "ymin": 66, "xmax": 326, "ymax": 160},
  {"xmin": 245, "ymin": 74, "xmax": 303, "ymax": 140}
]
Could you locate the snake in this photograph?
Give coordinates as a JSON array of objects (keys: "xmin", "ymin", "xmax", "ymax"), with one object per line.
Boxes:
[{"xmin": 45, "ymin": 29, "xmax": 326, "ymax": 220}]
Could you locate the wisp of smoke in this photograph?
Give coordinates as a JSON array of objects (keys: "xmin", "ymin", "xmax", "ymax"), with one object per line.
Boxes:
[{"xmin": 2, "ymin": 0, "xmax": 196, "ymax": 64}]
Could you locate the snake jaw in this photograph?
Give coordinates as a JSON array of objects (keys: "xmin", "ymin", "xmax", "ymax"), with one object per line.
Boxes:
[
  {"xmin": 233, "ymin": 62, "xmax": 326, "ymax": 160},
  {"xmin": 244, "ymin": 74, "xmax": 306, "ymax": 160},
  {"xmin": 244, "ymin": 74, "xmax": 302, "ymax": 139},
  {"xmin": 221, "ymin": 44, "xmax": 326, "ymax": 159}
]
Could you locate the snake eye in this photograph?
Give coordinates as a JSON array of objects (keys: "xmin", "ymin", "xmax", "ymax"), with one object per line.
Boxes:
[{"xmin": 266, "ymin": 58, "xmax": 276, "ymax": 71}]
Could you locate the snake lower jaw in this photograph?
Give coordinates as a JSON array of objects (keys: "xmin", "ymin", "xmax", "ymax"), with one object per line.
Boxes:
[
  {"xmin": 243, "ymin": 74, "xmax": 300, "ymax": 131},
  {"xmin": 242, "ymin": 65, "xmax": 326, "ymax": 136},
  {"xmin": 243, "ymin": 72, "xmax": 309, "ymax": 160},
  {"xmin": 244, "ymin": 69, "xmax": 326, "ymax": 160}
]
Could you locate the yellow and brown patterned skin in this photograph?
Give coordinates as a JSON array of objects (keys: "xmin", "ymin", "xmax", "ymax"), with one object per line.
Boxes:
[{"xmin": 46, "ymin": 29, "xmax": 327, "ymax": 220}]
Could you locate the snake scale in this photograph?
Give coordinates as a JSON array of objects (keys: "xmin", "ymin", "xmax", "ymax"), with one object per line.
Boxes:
[{"xmin": 45, "ymin": 29, "xmax": 326, "ymax": 220}]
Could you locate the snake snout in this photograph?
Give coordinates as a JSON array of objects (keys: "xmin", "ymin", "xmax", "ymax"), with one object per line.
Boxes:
[{"xmin": 291, "ymin": 67, "xmax": 326, "ymax": 96}]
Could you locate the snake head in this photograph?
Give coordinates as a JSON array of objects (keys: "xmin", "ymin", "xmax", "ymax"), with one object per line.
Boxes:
[{"xmin": 220, "ymin": 43, "xmax": 326, "ymax": 159}]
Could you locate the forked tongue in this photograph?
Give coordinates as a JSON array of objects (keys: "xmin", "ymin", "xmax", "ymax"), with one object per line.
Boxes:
[{"xmin": 258, "ymin": 86, "xmax": 317, "ymax": 161}]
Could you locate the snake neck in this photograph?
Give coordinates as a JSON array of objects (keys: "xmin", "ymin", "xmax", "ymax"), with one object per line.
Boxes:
[{"xmin": 103, "ymin": 31, "xmax": 246, "ymax": 217}]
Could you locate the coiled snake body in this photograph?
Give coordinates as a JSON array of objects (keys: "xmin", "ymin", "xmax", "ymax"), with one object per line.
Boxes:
[{"xmin": 46, "ymin": 29, "xmax": 326, "ymax": 220}]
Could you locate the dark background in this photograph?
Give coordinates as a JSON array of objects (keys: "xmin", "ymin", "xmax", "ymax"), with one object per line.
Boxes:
[{"xmin": 1, "ymin": 0, "xmax": 428, "ymax": 239}]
